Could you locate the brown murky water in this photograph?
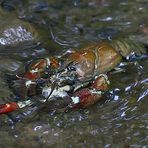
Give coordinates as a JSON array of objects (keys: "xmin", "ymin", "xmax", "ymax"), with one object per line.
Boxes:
[{"xmin": 0, "ymin": 0, "xmax": 148, "ymax": 147}]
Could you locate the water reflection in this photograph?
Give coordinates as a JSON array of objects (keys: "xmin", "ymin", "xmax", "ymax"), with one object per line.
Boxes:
[{"xmin": 0, "ymin": 26, "xmax": 33, "ymax": 45}]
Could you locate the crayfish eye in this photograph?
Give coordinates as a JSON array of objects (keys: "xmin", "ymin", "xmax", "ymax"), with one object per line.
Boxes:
[{"xmin": 67, "ymin": 65, "xmax": 76, "ymax": 71}]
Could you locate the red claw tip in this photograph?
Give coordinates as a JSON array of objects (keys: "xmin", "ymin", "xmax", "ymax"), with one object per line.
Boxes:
[{"xmin": 0, "ymin": 102, "xmax": 19, "ymax": 115}]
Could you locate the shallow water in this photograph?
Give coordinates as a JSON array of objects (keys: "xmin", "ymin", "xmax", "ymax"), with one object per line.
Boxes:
[{"xmin": 0, "ymin": 0, "xmax": 148, "ymax": 147}]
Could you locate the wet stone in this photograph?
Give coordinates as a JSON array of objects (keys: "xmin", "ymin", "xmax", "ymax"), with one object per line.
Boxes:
[
  {"xmin": 0, "ymin": 7, "xmax": 62, "ymax": 56},
  {"xmin": 0, "ymin": 8, "xmax": 38, "ymax": 48}
]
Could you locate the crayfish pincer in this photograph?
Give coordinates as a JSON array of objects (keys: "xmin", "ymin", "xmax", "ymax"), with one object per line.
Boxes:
[{"xmin": 0, "ymin": 39, "xmax": 147, "ymax": 116}]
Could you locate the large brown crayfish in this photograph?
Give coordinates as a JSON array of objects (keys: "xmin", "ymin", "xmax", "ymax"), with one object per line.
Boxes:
[{"xmin": 0, "ymin": 39, "xmax": 147, "ymax": 115}]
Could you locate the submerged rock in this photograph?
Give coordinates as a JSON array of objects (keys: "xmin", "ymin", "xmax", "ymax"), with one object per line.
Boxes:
[
  {"xmin": 0, "ymin": 7, "xmax": 61, "ymax": 55},
  {"xmin": 0, "ymin": 8, "xmax": 36, "ymax": 48}
]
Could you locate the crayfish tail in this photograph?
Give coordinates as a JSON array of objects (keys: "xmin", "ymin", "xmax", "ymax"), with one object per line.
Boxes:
[{"xmin": 110, "ymin": 38, "xmax": 147, "ymax": 58}]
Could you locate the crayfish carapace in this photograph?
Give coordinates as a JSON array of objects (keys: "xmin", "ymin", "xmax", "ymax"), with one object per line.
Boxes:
[{"xmin": 0, "ymin": 39, "xmax": 147, "ymax": 115}]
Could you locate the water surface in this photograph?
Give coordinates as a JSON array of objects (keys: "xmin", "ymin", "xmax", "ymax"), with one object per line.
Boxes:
[{"xmin": 0, "ymin": 0, "xmax": 148, "ymax": 147}]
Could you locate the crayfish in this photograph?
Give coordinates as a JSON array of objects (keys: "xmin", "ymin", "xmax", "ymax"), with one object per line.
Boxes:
[{"xmin": 0, "ymin": 39, "xmax": 147, "ymax": 116}]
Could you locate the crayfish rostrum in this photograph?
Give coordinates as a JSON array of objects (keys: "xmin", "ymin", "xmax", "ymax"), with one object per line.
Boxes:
[{"xmin": 0, "ymin": 39, "xmax": 147, "ymax": 115}]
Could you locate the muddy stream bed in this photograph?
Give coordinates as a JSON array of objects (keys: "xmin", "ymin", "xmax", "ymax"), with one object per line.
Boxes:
[{"xmin": 0, "ymin": 0, "xmax": 148, "ymax": 147}]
